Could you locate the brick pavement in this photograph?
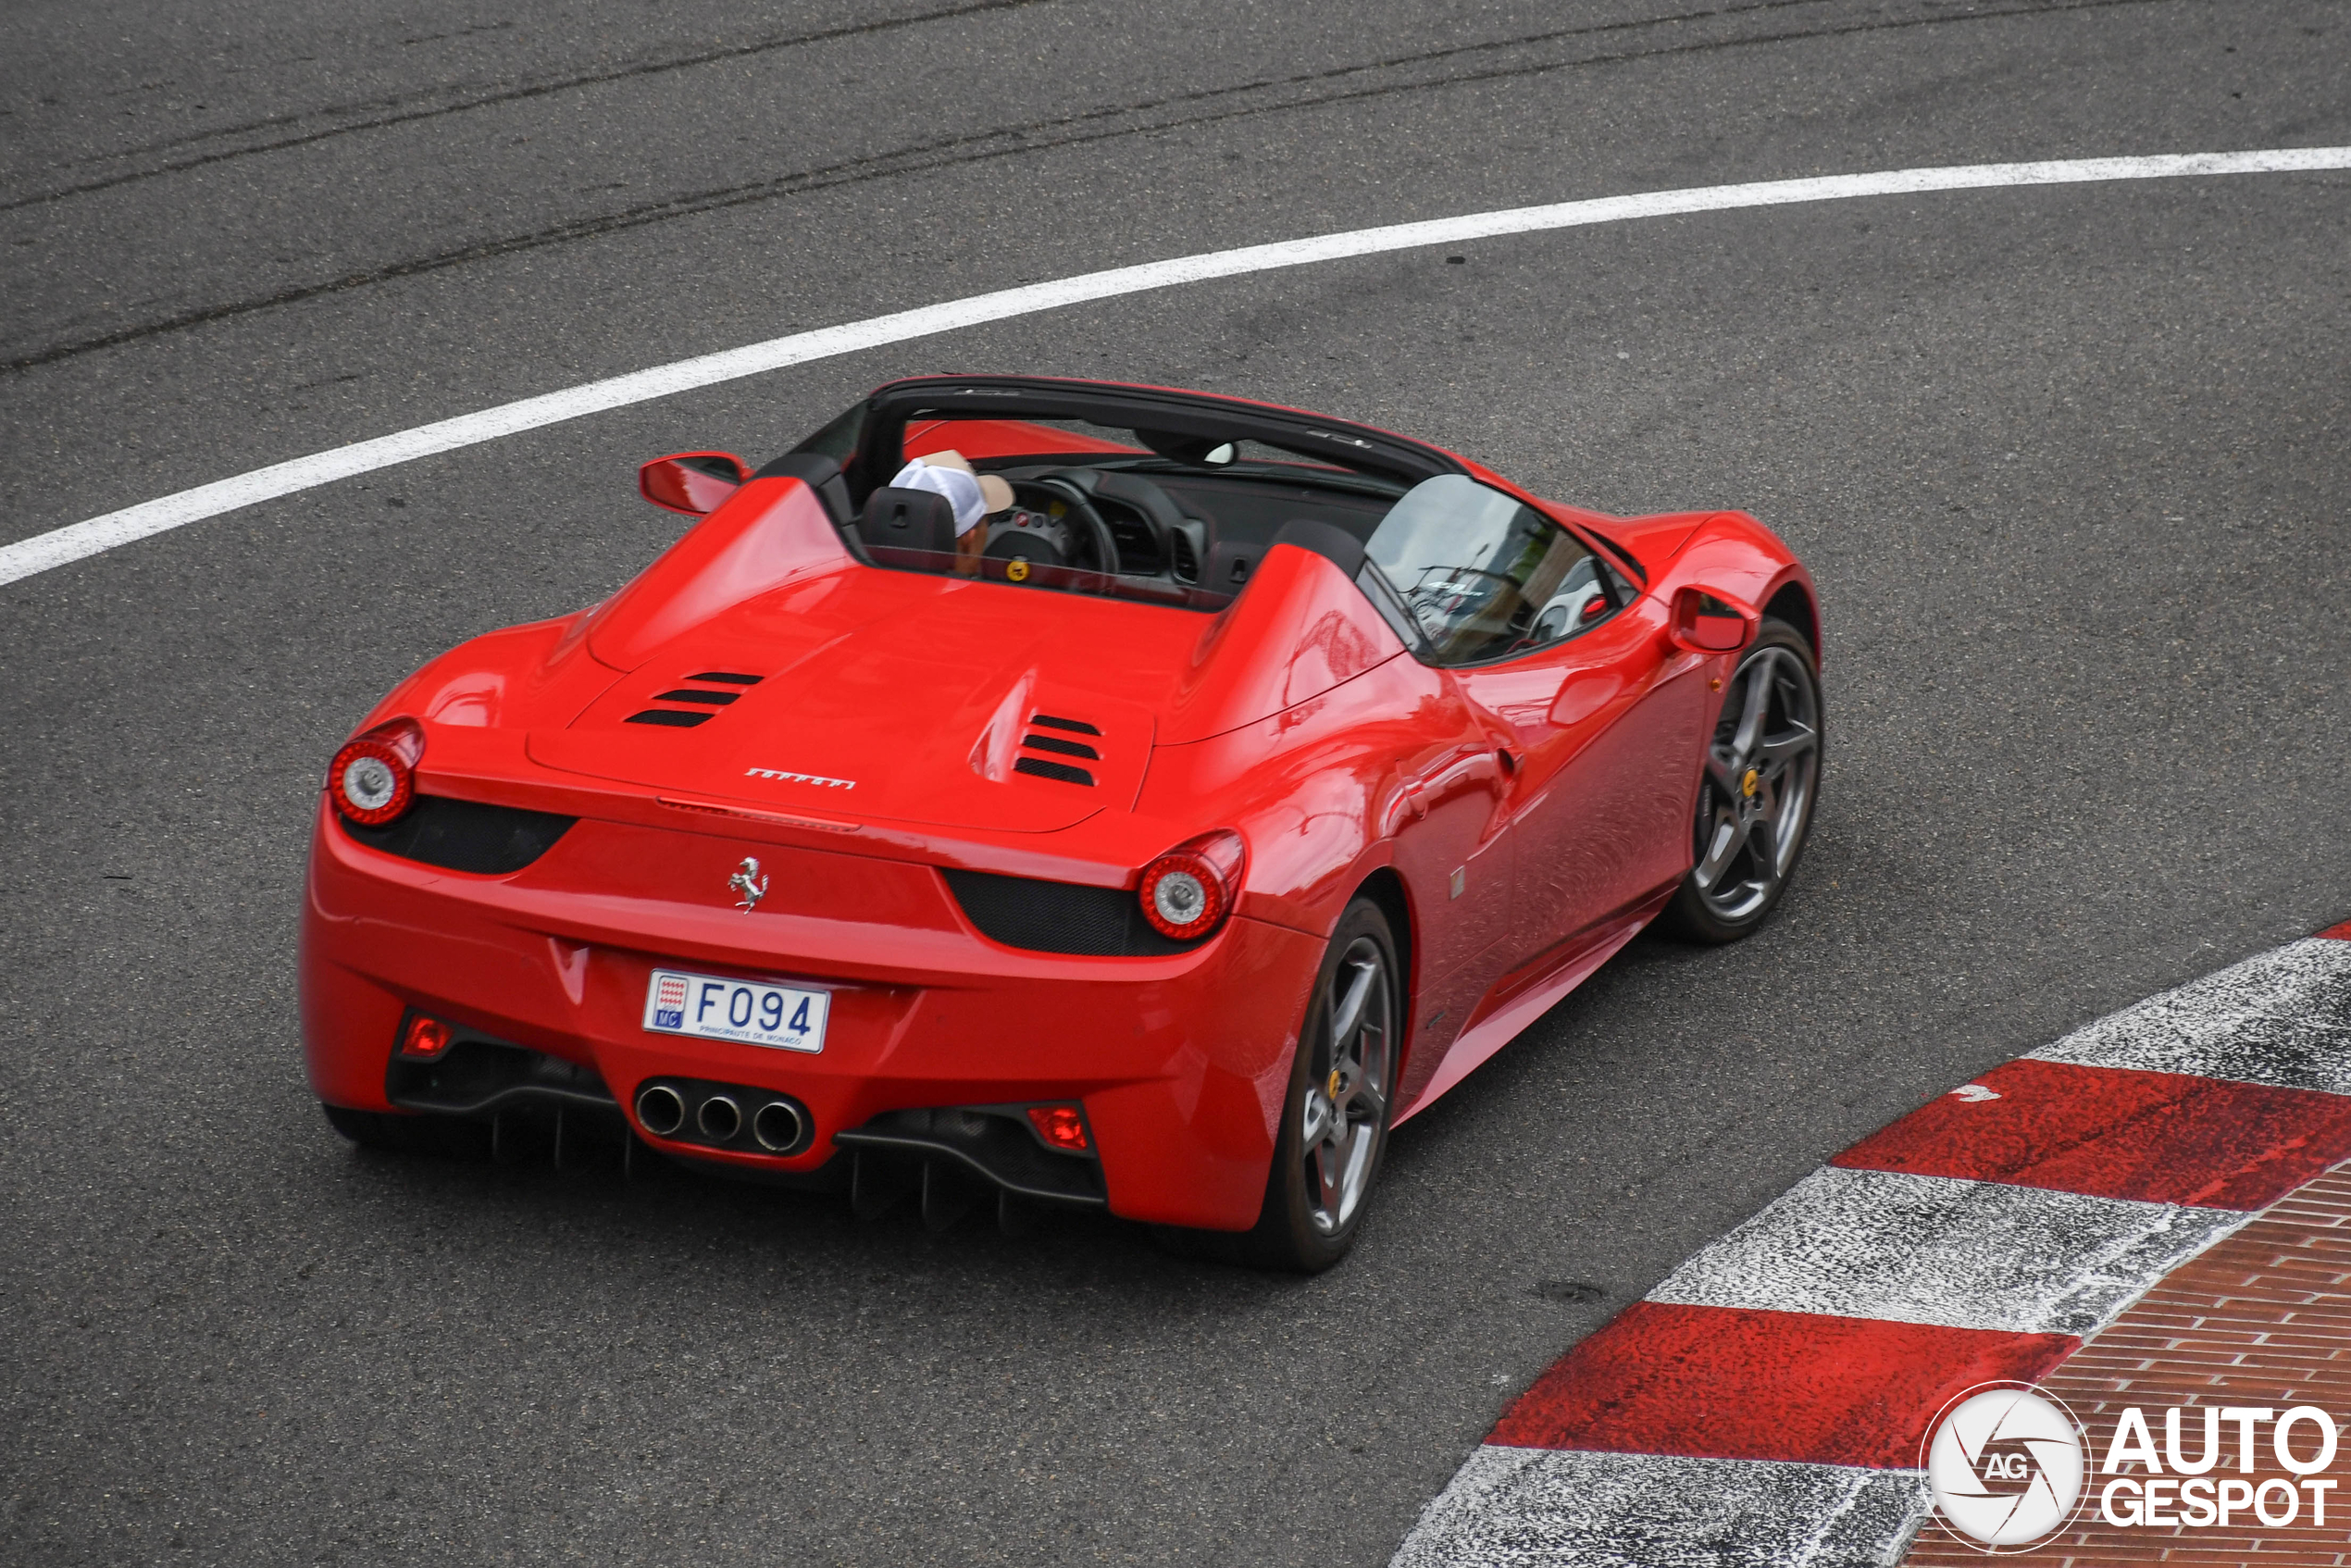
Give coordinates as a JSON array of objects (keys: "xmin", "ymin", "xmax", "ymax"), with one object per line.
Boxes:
[{"xmin": 1904, "ymin": 1165, "xmax": 2351, "ymax": 1565}]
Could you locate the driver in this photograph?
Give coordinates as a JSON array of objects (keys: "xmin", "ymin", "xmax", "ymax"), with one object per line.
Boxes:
[{"xmin": 888, "ymin": 450, "xmax": 1014, "ymax": 576}]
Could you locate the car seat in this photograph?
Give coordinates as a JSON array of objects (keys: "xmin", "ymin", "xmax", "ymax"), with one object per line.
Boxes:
[{"xmin": 859, "ymin": 486, "xmax": 960, "ymax": 566}]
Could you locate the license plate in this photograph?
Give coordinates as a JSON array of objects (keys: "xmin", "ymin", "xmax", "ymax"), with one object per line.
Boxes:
[{"xmin": 642, "ymin": 968, "xmax": 828, "ymax": 1053}]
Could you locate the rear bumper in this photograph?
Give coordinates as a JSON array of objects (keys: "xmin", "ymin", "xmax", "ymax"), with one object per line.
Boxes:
[{"xmin": 298, "ymin": 800, "xmax": 1319, "ymax": 1229}]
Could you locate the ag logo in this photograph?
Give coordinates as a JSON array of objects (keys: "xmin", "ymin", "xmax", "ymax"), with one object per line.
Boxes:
[{"xmin": 1922, "ymin": 1383, "xmax": 2088, "ymax": 1551}]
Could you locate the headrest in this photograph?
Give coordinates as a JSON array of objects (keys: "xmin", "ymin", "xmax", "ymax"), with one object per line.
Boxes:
[{"xmin": 861, "ymin": 485, "xmax": 960, "ymax": 556}]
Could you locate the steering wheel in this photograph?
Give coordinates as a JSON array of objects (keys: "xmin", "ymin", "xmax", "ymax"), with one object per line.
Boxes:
[{"xmin": 1030, "ymin": 472, "xmax": 1125, "ymax": 577}]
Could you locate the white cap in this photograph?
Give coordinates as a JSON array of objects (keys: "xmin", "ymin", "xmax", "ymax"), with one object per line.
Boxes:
[{"xmin": 890, "ymin": 450, "xmax": 1014, "ymax": 535}]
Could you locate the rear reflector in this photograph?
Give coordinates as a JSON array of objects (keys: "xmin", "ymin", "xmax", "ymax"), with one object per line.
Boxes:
[
  {"xmin": 400, "ymin": 1016, "xmax": 453, "ymax": 1059},
  {"xmin": 1026, "ymin": 1104, "xmax": 1089, "ymax": 1152}
]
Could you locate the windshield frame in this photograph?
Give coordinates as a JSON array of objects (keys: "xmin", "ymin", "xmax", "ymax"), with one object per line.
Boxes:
[{"xmin": 831, "ymin": 376, "xmax": 1466, "ymax": 504}]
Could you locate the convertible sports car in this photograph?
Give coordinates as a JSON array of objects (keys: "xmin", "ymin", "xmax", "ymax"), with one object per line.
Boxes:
[{"xmin": 304, "ymin": 375, "xmax": 1822, "ymax": 1269}]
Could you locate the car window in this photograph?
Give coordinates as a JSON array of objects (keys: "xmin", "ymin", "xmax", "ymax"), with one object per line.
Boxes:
[{"xmin": 1363, "ymin": 476, "xmax": 1613, "ymax": 665}]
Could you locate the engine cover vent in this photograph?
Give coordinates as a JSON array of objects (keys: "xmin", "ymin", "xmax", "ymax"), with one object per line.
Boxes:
[
  {"xmin": 1014, "ymin": 713, "xmax": 1101, "ymax": 785},
  {"xmin": 1014, "ymin": 756, "xmax": 1092, "ymax": 786},
  {"xmin": 625, "ymin": 671, "xmax": 764, "ymax": 728}
]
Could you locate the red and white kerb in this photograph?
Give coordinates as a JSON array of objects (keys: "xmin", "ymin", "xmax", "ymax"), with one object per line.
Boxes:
[{"xmin": 328, "ymin": 717, "xmax": 425, "ymax": 827}]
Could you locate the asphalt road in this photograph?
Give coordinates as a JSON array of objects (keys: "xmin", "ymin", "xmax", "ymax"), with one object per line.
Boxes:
[{"xmin": 4, "ymin": 1, "xmax": 2347, "ymax": 1563}]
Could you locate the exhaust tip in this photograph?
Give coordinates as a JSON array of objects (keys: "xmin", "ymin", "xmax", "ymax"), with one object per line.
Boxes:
[
  {"xmin": 697, "ymin": 1094, "xmax": 741, "ymax": 1142},
  {"xmin": 753, "ymin": 1100, "xmax": 805, "ymax": 1153},
  {"xmin": 635, "ymin": 1083, "xmax": 686, "ymax": 1137}
]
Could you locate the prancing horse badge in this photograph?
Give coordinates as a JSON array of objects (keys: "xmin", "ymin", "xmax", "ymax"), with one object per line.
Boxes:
[{"xmin": 728, "ymin": 856, "xmax": 768, "ymax": 913}]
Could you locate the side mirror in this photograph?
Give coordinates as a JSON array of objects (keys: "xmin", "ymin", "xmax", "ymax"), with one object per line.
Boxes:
[
  {"xmin": 639, "ymin": 452, "xmax": 751, "ymax": 516},
  {"xmin": 1668, "ymin": 586, "xmax": 1758, "ymax": 653}
]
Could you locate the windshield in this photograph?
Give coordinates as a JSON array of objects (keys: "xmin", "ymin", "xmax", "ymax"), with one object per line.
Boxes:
[
  {"xmin": 900, "ymin": 417, "xmax": 1399, "ymax": 496},
  {"xmin": 1363, "ymin": 476, "xmax": 1612, "ymax": 665},
  {"xmin": 781, "ymin": 403, "xmax": 1419, "ymax": 613}
]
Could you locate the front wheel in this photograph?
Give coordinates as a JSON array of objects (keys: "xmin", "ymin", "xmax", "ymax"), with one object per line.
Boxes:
[
  {"xmin": 1240, "ymin": 898, "xmax": 1401, "ymax": 1272},
  {"xmin": 1661, "ymin": 619, "xmax": 1822, "ymax": 943}
]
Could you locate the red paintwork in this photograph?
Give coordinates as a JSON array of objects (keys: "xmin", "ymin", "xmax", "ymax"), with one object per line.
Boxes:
[
  {"xmin": 637, "ymin": 451, "xmax": 749, "ymax": 516},
  {"xmin": 1832, "ymin": 1057, "xmax": 2351, "ymax": 1211},
  {"xmin": 2321, "ymin": 919, "xmax": 2351, "ymax": 940},
  {"xmin": 903, "ymin": 417, "xmax": 1141, "ymax": 461},
  {"xmin": 301, "ymin": 379, "xmax": 1817, "ymax": 1231},
  {"xmin": 1486, "ymin": 1301, "xmax": 2076, "ymax": 1466}
]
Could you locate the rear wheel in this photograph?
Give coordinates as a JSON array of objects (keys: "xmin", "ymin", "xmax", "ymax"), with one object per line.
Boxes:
[
  {"xmin": 320, "ymin": 1102, "xmax": 490, "ymax": 1158},
  {"xmin": 1241, "ymin": 898, "xmax": 1400, "ymax": 1271},
  {"xmin": 1662, "ymin": 618, "xmax": 1822, "ymax": 942}
]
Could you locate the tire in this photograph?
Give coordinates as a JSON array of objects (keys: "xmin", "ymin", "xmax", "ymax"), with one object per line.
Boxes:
[
  {"xmin": 320, "ymin": 1101, "xmax": 491, "ymax": 1158},
  {"xmin": 1661, "ymin": 617, "xmax": 1823, "ymax": 943},
  {"xmin": 322, "ymin": 1102, "xmax": 411, "ymax": 1150},
  {"xmin": 1238, "ymin": 898, "xmax": 1403, "ymax": 1272}
]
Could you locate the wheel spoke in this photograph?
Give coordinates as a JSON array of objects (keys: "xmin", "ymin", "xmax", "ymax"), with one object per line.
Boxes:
[
  {"xmin": 1705, "ymin": 747, "xmax": 1744, "ymax": 796},
  {"xmin": 1746, "ymin": 815, "xmax": 1777, "ymax": 881},
  {"xmin": 1301, "ymin": 1090, "xmax": 1332, "ymax": 1148},
  {"xmin": 1759, "ymin": 721, "xmax": 1816, "ymax": 767},
  {"xmin": 1314, "ymin": 1136, "xmax": 1347, "ymax": 1214},
  {"xmin": 1731, "ymin": 650, "xmax": 1777, "ymax": 758},
  {"xmin": 1695, "ymin": 812, "xmax": 1748, "ymax": 890},
  {"xmin": 1329, "ymin": 958, "xmax": 1377, "ymax": 1047}
]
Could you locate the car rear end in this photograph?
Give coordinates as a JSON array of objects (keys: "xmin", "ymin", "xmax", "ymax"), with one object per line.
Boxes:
[{"xmin": 301, "ymin": 777, "xmax": 1318, "ymax": 1231}]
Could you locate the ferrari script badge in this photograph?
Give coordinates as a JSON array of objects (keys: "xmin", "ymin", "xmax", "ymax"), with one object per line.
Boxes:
[{"xmin": 728, "ymin": 856, "xmax": 769, "ymax": 914}]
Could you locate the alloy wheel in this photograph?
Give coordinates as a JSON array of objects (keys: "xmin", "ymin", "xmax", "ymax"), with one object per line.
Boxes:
[
  {"xmin": 1299, "ymin": 936, "xmax": 1395, "ymax": 1235},
  {"xmin": 1691, "ymin": 643, "xmax": 1821, "ymax": 922}
]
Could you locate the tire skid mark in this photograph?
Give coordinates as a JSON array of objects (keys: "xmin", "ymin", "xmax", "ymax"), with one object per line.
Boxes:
[
  {"xmin": 3, "ymin": 0, "xmax": 2183, "ymax": 374},
  {"xmin": 6, "ymin": 0, "xmax": 1060, "ymax": 212}
]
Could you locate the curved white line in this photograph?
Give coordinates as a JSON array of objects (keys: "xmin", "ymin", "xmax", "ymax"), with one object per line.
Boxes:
[{"xmin": 5, "ymin": 146, "xmax": 2345, "ymax": 588}]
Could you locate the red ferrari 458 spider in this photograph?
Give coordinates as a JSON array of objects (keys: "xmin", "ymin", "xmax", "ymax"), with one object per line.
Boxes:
[{"xmin": 304, "ymin": 375, "xmax": 1822, "ymax": 1269}]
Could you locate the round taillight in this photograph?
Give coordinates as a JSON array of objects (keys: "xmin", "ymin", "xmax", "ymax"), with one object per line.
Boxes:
[
  {"xmin": 1138, "ymin": 829, "xmax": 1247, "ymax": 941},
  {"xmin": 329, "ymin": 717, "xmax": 424, "ymax": 827}
]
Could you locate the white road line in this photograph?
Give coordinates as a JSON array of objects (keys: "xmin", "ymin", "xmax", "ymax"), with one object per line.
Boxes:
[
  {"xmin": 1389, "ymin": 1448, "xmax": 1925, "ymax": 1568},
  {"xmin": 1643, "ymin": 1165, "xmax": 2248, "ymax": 1337},
  {"xmin": 4, "ymin": 145, "xmax": 2346, "ymax": 590},
  {"xmin": 2032, "ymin": 938, "xmax": 2351, "ymax": 1095}
]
